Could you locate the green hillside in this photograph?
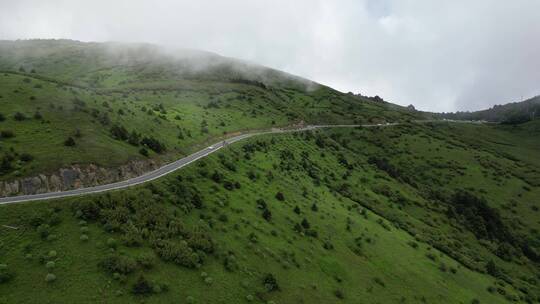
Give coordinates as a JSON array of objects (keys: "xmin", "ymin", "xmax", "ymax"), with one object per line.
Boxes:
[
  {"xmin": 1, "ymin": 122, "xmax": 539, "ymax": 303},
  {"xmin": 0, "ymin": 40, "xmax": 416, "ymax": 183},
  {"xmin": 0, "ymin": 40, "xmax": 539, "ymax": 304}
]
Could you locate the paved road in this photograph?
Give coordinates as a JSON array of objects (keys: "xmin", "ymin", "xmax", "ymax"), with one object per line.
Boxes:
[{"xmin": 2, "ymin": 124, "xmax": 396, "ymax": 205}]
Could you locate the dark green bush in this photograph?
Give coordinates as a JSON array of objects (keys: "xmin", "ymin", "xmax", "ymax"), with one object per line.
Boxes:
[
  {"xmin": 139, "ymin": 148, "xmax": 149, "ymax": 157},
  {"xmin": 0, "ymin": 130, "xmax": 14, "ymax": 138},
  {"xmin": 141, "ymin": 136, "xmax": 166, "ymax": 153},
  {"xmin": 99, "ymin": 254, "xmax": 137, "ymax": 275},
  {"xmin": 137, "ymin": 253, "xmax": 155, "ymax": 269},
  {"xmin": 64, "ymin": 137, "xmax": 76, "ymax": 146},
  {"xmin": 132, "ymin": 275, "xmax": 152, "ymax": 295},
  {"xmin": 263, "ymin": 273, "xmax": 279, "ymax": 292},
  {"xmin": 13, "ymin": 112, "xmax": 26, "ymax": 121},
  {"xmin": 0, "ymin": 264, "xmax": 14, "ymax": 284},
  {"xmin": 20, "ymin": 153, "xmax": 33, "ymax": 162}
]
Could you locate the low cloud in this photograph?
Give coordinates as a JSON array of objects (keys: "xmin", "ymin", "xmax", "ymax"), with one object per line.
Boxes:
[{"xmin": 1, "ymin": 0, "xmax": 539, "ymax": 112}]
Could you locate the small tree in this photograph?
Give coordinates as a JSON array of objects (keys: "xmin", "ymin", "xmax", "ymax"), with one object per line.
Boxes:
[
  {"xmin": 132, "ymin": 275, "xmax": 152, "ymax": 295},
  {"xmin": 64, "ymin": 137, "xmax": 76, "ymax": 147},
  {"xmin": 262, "ymin": 209, "xmax": 272, "ymax": 221},
  {"xmin": 263, "ymin": 273, "xmax": 279, "ymax": 292},
  {"xmin": 486, "ymin": 260, "xmax": 502, "ymax": 278},
  {"xmin": 13, "ymin": 112, "xmax": 26, "ymax": 121},
  {"xmin": 275, "ymin": 192, "xmax": 285, "ymax": 201},
  {"xmin": 0, "ymin": 264, "xmax": 14, "ymax": 284},
  {"xmin": 301, "ymin": 218, "xmax": 310, "ymax": 229},
  {"xmin": 0, "ymin": 130, "xmax": 14, "ymax": 138},
  {"xmin": 139, "ymin": 148, "xmax": 149, "ymax": 157}
]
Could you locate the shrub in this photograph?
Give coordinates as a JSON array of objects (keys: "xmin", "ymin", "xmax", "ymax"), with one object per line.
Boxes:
[
  {"xmin": 73, "ymin": 200, "xmax": 100, "ymax": 220},
  {"xmin": 334, "ymin": 289, "xmax": 345, "ymax": 299},
  {"xmin": 64, "ymin": 137, "xmax": 76, "ymax": 146},
  {"xmin": 48, "ymin": 250, "xmax": 57, "ymax": 258},
  {"xmin": 46, "ymin": 261, "xmax": 55, "ymax": 269},
  {"xmin": 223, "ymin": 255, "xmax": 239, "ymax": 272},
  {"xmin": 0, "ymin": 130, "xmax": 14, "ymax": 138},
  {"xmin": 37, "ymin": 224, "xmax": 50, "ymax": 239},
  {"xmin": 311, "ymin": 203, "xmax": 318, "ymax": 212},
  {"xmin": 110, "ymin": 124, "xmax": 129, "ymax": 141},
  {"xmin": 128, "ymin": 131, "xmax": 141, "ymax": 146},
  {"xmin": 33, "ymin": 111, "xmax": 43, "ymax": 120},
  {"xmin": 486, "ymin": 260, "xmax": 502, "ymax": 278},
  {"xmin": 275, "ymin": 192, "xmax": 285, "ymax": 201},
  {"xmin": 80, "ymin": 234, "xmax": 89, "ymax": 242},
  {"xmin": 141, "ymin": 136, "xmax": 166, "ymax": 153},
  {"xmin": 13, "ymin": 112, "xmax": 26, "ymax": 121},
  {"xmin": 139, "ymin": 148, "xmax": 149, "ymax": 157},
  {"xmin": 0, "ymin": 264, "xmax": 14, "ymax": 284},
  {"xmin": 0, "ymin": 156, "xmax": 12, "ymax": 173},
  {"xmin": 223, "ymin": 180, "xmax": 235, "ymax": 191},
  {"xmin": 0, "ymin": 113, "xmax": 5, "ymax": 121},
  {"xmin": 154, "ymin": 240, "xmax": 200, "ymax": 268},
  {"xmin": 263, "ymin": 273, "xmax": 279, "ymax": 292},
  {"xmin": 45, "ymin": 273, "xmax": 56, "ymax": 283},
  {"xmin": 262, "ymin": 209, "xmax": 272, "ymax": 221},
  {"xmin": 301, "ymin": 218, "xmax": 310, "ymax": 229},
  {"xmin": 99, "ymin": 254, "xmax": 137, "ymax": 275},
  {"xmin": 132, "ymin": 275, "xmax": 152, "ymax": 295},
  {"xmin": 20, "ymin": 153, "xmax": 33, "ymax": 162},
  {"xmin": 107, "ymin": 238, "xmax": 117, "ymax": 249},
  {"xmin": 137, "ymin": 253, "xmax": 155, "ymax": 269}
]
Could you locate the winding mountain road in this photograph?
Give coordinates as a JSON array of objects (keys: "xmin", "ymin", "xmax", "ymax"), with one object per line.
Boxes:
[{"xmin": 0, "ymin": 123, "xmax": 397, "ymax": 205}]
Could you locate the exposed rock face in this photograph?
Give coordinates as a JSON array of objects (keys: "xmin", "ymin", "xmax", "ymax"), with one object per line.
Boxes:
[{"xmin": 0, "ymin": 159, "xmax": 160, "ymax": 197}]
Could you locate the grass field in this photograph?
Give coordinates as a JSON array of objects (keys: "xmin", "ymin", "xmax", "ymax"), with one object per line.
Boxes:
[{"xmin": 1, "ymin": 122, "xmax": 538, "ymax": 303}]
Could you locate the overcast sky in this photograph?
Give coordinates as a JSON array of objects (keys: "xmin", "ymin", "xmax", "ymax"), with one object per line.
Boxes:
[{"xmin": 1, "ymin": 0, "xmax": 539, "ymax": 112}]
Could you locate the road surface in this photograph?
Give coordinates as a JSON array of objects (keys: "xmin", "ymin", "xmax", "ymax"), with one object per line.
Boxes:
[{"xmin": 0, "ymin": 123, "xmax": 395, "ymax": 205}]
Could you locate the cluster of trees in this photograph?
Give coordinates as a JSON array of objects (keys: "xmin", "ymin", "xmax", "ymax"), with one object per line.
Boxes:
[
  {"xmin": 0, "ymin": 150, "xmax": 34, "ymax": 174},
  {"xmin": 70, "ymin": 182, "xmax": 215, "ymax": 274},
  {"xmin": 447, "ymin": 190, "xmax": 512, "ymax": 243},
  {"xmin": 153, "ymin": 240, "xmax": 201, "ymax": 268},
  {"xmin": 241, "ymin": 140, "xmax": 269, "ymax": 160},
  {"xmin": 446, "ymin": 190, "xmax": 539, "ymax": 263},
  {"xmin": 109, "ymin": 124, "xmax": 166, "ymax": 154}
]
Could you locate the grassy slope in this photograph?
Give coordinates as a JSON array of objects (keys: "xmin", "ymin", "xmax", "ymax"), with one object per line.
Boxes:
[
  {"xmin": 0, "ymin": 40, "xmax": 417, "ymax": 181},
  {"xmin": 1, "ymin": 122, "xmax": 538, "ymax": 303}
]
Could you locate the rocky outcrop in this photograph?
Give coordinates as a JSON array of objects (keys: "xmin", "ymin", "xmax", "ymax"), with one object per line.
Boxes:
[{"xmin": 0, "ymin": 159, "xmax": 160, "ymax": 197}]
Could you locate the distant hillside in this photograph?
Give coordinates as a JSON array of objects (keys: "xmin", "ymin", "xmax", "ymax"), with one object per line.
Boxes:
[{"xmin": 437, "ymin": 95, "xmax": 540, "ymax": 124}]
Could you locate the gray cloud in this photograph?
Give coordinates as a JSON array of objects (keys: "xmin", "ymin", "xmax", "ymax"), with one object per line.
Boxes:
[{"xmin": 0, "ymin": 0, "xmax": 539, "ymax": 112}]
